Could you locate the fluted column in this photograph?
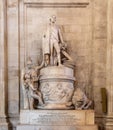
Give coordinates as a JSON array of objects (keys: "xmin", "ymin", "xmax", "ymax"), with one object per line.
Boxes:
[{"xmin": 0, "ymin": 0, "xmax": 8, "ymax": 130}]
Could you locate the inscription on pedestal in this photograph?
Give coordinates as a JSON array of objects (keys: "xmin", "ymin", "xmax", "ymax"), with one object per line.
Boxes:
[
  {"xmin": 30, "ymin": 111, "xmax": 81, "ymax": 125},
  {"xmin": 20, "ymin": 110, "xmax": 94, "ymax": 126}
]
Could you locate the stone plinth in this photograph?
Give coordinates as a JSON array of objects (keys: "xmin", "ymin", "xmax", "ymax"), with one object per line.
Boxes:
[
  {"xmin": 38, "ymin": 66, "xmax": 75, "ymax": 109},
  {"xmin": 20, "ymin": 110, "xmax": 94, "ymax": 125},
  {"xmin": 17, "ymin": 125, "xmax": 98, "ymax": 130},
  {"xmin": 17, "ymin": 110, "xmax": 98, "ymax": 130}
]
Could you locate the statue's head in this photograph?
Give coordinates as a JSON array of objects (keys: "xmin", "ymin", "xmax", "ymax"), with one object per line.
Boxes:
[
  {"xmin": 49, "ymin": 15, "xmax": 56, "ymax": 24},
  {"xmin": 26, "ymin": 57, "xmax": 33, "ymax": 69}
]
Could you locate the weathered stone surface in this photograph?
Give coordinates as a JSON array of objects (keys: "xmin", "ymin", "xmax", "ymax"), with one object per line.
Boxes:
[
  {"xmin": 17, "ymin": 125, "xmax": 98, "ymax": 130},
  {"xmin": 20, "ymin": 110, "xmax": 94, "ymax": 125}
]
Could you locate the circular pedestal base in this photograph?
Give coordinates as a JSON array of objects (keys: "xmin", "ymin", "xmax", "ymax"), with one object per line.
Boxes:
[
  {"xmin": 39, "ymin": 66, "xmax": 75, "ymax": 110},
  {"xmin": 37, "ymin": 103, "xmax": 74, "ymax": 110}
]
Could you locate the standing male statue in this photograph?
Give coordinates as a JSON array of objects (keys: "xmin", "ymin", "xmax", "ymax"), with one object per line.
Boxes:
[{"xmin": 43, "ymin": 15, "xmax": 65, "ymax": 66}]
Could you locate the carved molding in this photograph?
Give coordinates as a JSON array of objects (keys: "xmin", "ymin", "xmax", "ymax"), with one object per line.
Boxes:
[{"xmin": 25, "ymin": 2, "xmax": 89, "ymax": 8}]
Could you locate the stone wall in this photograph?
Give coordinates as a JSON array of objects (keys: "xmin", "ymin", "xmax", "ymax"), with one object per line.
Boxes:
[
  {"xmin": 6, "ymin": 0, "xmax": 20, "ymax": 129},
  {"xmin": 0, "ymin": 0, "xmax": 113, "ymax": 130},
  {"xmin": 92, "ymin": 0, "xmax": 107, "ymax": 115}
]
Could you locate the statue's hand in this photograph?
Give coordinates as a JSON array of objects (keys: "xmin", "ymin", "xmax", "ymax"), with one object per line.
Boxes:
[
  {"xmin": 63, "ymin": 42, "xmax": 67, "ymax": 47},
  {"xmin": 61, "ymin": 42, "xmax": 67, "ymax": 50},
  {"xmin": 59, "ymin": 42, "xmax": 65, "ymax": 48}
]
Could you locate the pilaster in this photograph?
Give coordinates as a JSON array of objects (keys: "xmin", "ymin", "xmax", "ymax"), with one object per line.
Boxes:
[
  {"xmin": 105, "ymin": 0, "xmax": 113, "ymax": 129},
  {"xmin": 0, "ymin": 0, "xmax": 9, "ymax": 130}
]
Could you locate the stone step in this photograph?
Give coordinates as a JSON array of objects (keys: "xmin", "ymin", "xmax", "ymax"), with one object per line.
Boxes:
[{"xmin": 17, "ymin": 125, "xmax": 98, "ymax": 130}]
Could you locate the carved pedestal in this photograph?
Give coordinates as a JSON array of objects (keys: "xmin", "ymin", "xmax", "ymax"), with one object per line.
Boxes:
[
  {"xmin": 17, "ymin": 110, "xmax": 98, "ymax": 130},
  {"xmin": 38, "ymin": 66, "xmax": 75, "ymax": 109}
]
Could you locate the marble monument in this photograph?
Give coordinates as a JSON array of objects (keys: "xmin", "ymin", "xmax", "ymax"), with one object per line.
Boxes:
[{"xmin": 17, "ymin": 16, "xmax": 98, "ymax": 130}]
